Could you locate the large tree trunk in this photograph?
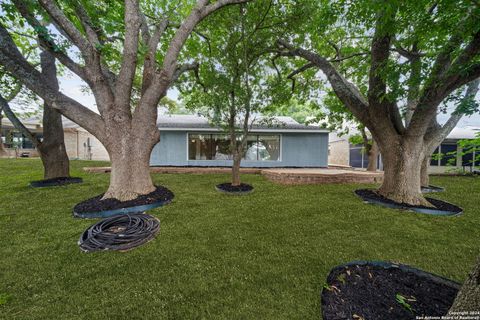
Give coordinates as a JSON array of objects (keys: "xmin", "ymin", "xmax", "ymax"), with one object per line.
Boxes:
[
  {"xmin": 231, "ymin": 152, "xmax": 242, "ymax": 186},
  {"xmin": 37, "ymin": 104, "xmax": 70, "ymax": 179},
  {"xmin": 366, "ymin": 140, "xmax": 379, "ymax": 172},
  {"xmin": 37, "ymin": 51, "xmax": 70, "ymax": 180},
  {"xmin": 102, "ymin": 120, "xmax": 160, "ymax": 201},
  {"xmin": 449, "ymin": 256, "xmax": 480, "ymax": 313},
  {"xmin": 376, "ymin": 136, "xmax": 431, "ymax": 206}
]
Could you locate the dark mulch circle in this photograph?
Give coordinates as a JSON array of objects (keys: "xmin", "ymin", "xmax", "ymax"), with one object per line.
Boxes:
[
  {"xmin": 78, "ymin": 213, "xmax": 160, "ymax": 252},
  {"xmin": 421, "ymin": 185, "xmax": 445, "ymax": 193},
  {"xmin": 215, "ymin": 183, "xmax": 253, "ymax": 195},
  {"xmin": 73, "ymin": 186, "xmax": 174, "ymax": 218},
  {"xmin": 355, "ymin": 189, "xmax": 462, "ymax": 216},
  {"xmin": 321, "ymin": 262, "xmax": 460, "ymax": 320},
  {"xmin": 30, "ymin": 177, "xmax": 83, "ymax": 188}
]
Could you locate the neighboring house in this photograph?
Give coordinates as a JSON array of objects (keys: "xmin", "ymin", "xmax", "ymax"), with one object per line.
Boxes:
[
  {"xmin": 328, "ymin": 126, "xmax": 480, "ymax": 173},
  {"xmin": 0, "ymin": 117, "xmax": 109, "ymax": 161},
  {"xmin": 151, "ymin": 115, "xmax": 329, "ymax": 167},
  {"xmin": 0, "ymin": 117, "xmax": 42, "ymax": 157}
]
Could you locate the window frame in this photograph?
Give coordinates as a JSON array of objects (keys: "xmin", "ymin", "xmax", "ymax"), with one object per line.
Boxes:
[{"xmin": 186, "ymin": 132, "xmax": 282, "ymax": 162}]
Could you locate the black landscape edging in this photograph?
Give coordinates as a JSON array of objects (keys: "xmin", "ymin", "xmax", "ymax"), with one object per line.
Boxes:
[
  {"xmin": 321, "ymin": 260, "xmax": 461, "ymax": 320},
  {"xmin": 73, "ymin": 186, "xmax": 174, "ymax": 219},
  {"xmin": 30, "ymin": 177, "xmax": 83, "ymax": 188},
  {"xmin": 215, "ymin": 183, "xmax": 254, "ymax": 195},
  {"xmin": 421, "ymin": 185, "xmax": 445, "ymax": 193},
  {"xmin": 354, "ymin": 189, "xmax": 462, "ymax": 216}
]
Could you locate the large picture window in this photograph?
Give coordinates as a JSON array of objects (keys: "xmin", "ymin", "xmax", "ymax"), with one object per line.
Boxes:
[{"xmin": 188, "ymin": 133, "xmax": 280, "ymax": 161}]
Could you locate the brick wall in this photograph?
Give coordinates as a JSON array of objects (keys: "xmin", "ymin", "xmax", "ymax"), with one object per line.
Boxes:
[{"xmin": 262, "ymin": 170, "xmax": 383, "ymax": 185}]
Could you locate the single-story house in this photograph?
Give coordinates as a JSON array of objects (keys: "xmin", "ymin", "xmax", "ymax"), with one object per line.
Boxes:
[
  {"xmin": 151, "ymin": 115, "xmax": 329, "ymax": 167},
  {"xmin": 328, "ymin": 126, "xmax": 480, "ymax": 173},
  {"xmin": 1, "ymin": 114, "xmax": 330, "ymax": 168}
]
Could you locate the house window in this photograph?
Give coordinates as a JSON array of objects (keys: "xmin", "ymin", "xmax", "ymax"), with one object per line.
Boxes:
[
  {"xmin": 188, "ymin": 133, "xmax": 280, "ymax": 161},
  {"xmin": 430, "ymin": 147, "xmax": 440, "ymax": 166},
  {"xmin": 439, "ymin": 144, "xmax": 457, "ymax": 166},
  {"xmin": 462, "ymin": 146, "xmax": 479, "ymax": 167}
]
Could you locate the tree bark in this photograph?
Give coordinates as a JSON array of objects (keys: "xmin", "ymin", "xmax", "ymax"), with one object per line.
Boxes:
[
  {"xmin": 231, "ymin": 152, "xmax": 242, "ymax": 186},
  {"xmin": 376, "ymin": 135, "xmax": 431, "ymax": 206},
  {"xmin": 366, "ymin": 139, "xmax": 379, "ymax": 172},
  {"xmin": 37, "ymin": 51, "xmax": 70, "ymax": 180},
  {"xmin": 448, "ymin": 256, "xmax": 480, "ymax": 313},
  {"xmin": 102, "ymin": 121, "xmax": 159, "ymax": 201},
  {"xmin": 37, "ymin": 104, "xmax": 70, "ymax": 179},
  {"xmin": 420, "ymin": 154, "xmax": 431, "ymax": 187},
  {"xmin": 366, "ymin": 142, "xmax": 378, "ymax": 172}
]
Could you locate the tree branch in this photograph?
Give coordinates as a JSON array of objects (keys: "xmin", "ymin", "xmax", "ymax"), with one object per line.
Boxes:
[
  {"xmin": 141, "ymin": 18, "xmax": 169, "ymax": 94},
  {"xmin": 0, "ymin": 25, "xmax": 106, "ymax": 140},
  {"xmin": 139, "ymin": 0, "xmax": 251, "ymax": 114},
  {"xmin": 12, "ymin": 0, "xmax": 89, "ymax": 82},
  {"xmin": 38, "ymin": 0, "xmax": 92, "ymax": 53},
  {"xmin": 172, "ymin": 62, "xmax": 205, "ymax": 91},
  {"xmin": 115, "ymin": 0, "xmax": 141, "ymax": 111},
  {"xmin": 276, "ymin": 39, "xmax": 371, "ymax": 126},
  {"xmin": 425, "ymin": 78, "xmax": 480, "ymax": 146},
  {"xmin": 409, "ymin": 11, "xmax": 480, "ymax": 135},
  {"xmin": 286, "ymin": 62, "xmax": 315, "ymax": 92},
  {"xmin": 367, "ymin": 6, "xmax": 405, "ymax": 135}
]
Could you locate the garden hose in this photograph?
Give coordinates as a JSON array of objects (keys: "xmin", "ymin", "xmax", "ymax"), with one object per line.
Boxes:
[{"xmin": 78, "ymin": 213, "xmax": 160, "ymax": 252}]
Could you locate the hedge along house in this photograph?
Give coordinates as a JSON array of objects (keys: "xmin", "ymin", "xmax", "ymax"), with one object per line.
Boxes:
[{"xmin": 151, "ymin": 115, "xmax": 329, "ymax": 168}]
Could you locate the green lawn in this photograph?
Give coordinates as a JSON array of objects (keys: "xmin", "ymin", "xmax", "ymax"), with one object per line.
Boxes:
[{"xmin": 0, "ymin": 159, "xmax": 478, "ymax": 319}]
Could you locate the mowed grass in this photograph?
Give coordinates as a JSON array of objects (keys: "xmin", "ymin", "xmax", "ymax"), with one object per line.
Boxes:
[{"xmin": 0, "ymin": 158, "xmax": 479, "ymax": 319}]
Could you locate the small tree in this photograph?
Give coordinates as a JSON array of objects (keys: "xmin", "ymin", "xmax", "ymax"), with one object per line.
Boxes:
[
  {"xmin": 182, "ymin": 2, "xmax": 288, "ymax": 187},
  {"xmin": 0, "ymin": 0, "xmax": 250, "ymax": 201}
]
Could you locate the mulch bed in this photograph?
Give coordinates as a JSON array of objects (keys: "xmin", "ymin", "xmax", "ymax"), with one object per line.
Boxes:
[
  {"xmin": 355, "ymin": 189, "xmax": 462, "ymax": 215},
  {"xmin": 215, "ymin": 183, "xmax": 254, "ymax": 195},
  {"xmin": 30, "ymin": 177, "xmax": 83, "ymax": 188},
  {"xmin": 321, "ymin": 262, "xmax": 460, "ymax": 320},
  {"xmin": 74, "ymin": 186, "xmax": 174, "ymax": 217}
]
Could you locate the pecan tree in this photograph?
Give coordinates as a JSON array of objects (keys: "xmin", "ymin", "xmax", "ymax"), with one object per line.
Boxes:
[
  {"xmin": 0, "ymin": 0, "xmax": 250, "ymax": 200},
  {"xmin": 277, "ymin": 1, "xmax": 480, "ymax": 206}
]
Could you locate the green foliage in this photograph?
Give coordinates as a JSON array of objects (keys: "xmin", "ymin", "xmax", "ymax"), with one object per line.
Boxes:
[
  {"xmin": 273, "ymin": 0, "xmax": 480, "ymax": 133},
  {"xmin": 432, "ymin": 133, "xmax": 480, "ymax": 168},
  {"xmin": 348, "ymin": 134, "xmax": 364, "ymax": 146},
  {"xmin": 451, "ymin": 133, "xmax": 480, "ymax": 168},
  {"xmin": 181, "ymin": 1, "xmax": 299, "ymax": 141}
]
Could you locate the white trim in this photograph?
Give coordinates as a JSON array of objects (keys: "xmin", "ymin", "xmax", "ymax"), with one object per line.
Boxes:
[{"xmin": 160, "ymin": 127, "xmax": 329, "ymax": 133}]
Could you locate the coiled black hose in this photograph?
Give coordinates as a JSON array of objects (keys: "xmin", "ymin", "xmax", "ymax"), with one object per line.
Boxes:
[{"xmin": 78, "ymin": 213, "xmax": 160, "ymax": 252}]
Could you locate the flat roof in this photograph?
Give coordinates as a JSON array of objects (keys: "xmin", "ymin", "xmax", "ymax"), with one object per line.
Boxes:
[{"xmin": 157, "ymin": 114, "xmax": 329, "ymax": 133}]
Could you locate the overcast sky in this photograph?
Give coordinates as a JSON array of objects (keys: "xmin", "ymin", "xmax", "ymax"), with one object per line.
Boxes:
[{"xmin": 58, "ymin": 71, "xmax": 480, "ymax": 128}]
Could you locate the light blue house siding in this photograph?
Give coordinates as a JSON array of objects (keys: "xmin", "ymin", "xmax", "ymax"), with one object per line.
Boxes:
[{"xmin": 150, "ymin": 131, "xmax": 329, "ymax": 167}]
